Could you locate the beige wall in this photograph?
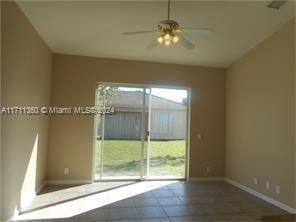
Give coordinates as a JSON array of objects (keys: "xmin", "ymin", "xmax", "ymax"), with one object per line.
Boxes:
[
  {"xmin": 0, "ymin": 0, "xmax": 2, "ymax": 220},
  {"xmin": 226, "ymin": 19, "xmax": 295, "ymax": 208},
  {"xmin": 48, "ymin": 54, "xmax": 225, "ymax": 181},
  {"xmin": 295, "ymin": 14, "xmax": 296, "ymax": 211},
  {"xmin": 1, "ymin": 1, "xmax": 52, "ymax": 220}
]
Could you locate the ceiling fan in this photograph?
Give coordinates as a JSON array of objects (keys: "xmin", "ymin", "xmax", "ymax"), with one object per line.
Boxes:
[{"xmin": 123, "ymin": 0, "xmax": 213, "ymax": 50}]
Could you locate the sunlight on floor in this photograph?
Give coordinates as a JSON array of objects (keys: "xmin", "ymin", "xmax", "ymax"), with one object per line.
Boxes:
[
  {"xmin": 20, "ymin": 134, "xmax": 38, "ymax": 209},
  {"xmin": 23, "ymin": 181, "xmax": 134, "ymax": 212},
  {"xmin": 15, "ymin": 181, "xmax": 177, "ymax": 221}
]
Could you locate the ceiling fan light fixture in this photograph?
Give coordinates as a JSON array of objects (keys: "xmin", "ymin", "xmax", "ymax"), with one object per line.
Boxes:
[
  {"xmin": 164, "ymin": 40, "xmax": 171, "ymax": 46},
  {"xmin": 172, "ymin": 35, "xmax": 180, "ymax": 44},
  {"xmin": 157, "ymin": 36, "xmax": 164, "ymax": 43},
  {"xmin": 164, "ymin": 33, "xmax": 171, "ymax": 40},
  {"xmin": 157, "ymin": 33, "xmax": 179, "ymax": 46}
]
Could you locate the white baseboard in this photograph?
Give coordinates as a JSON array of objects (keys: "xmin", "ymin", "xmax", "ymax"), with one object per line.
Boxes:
[
  {"xmin": 225, "ymin": 178, "xmax": 296, "ymax": 214},
  {"xmin": 189, "ymin": 177, "xmax": 225, "ymax": 182},
  {"xmin": 46, "ymin": 180, "xmax": 92, "ymax": 185}
]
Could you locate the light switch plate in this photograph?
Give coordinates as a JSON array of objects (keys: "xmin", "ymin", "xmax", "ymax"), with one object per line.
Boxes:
[
  {"xmin": 64, "ymin": 168, "xmax": 69, "ymax": 175},
  {"xmin": 254, "ymin": 177, "xmax": 258, "ymax": 185}
]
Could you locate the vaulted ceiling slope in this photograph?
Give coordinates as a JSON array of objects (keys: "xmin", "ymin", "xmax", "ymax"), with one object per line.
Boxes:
[{"xmin": 17, "ymin": 1, "xmax": 295, "ymax": 68}]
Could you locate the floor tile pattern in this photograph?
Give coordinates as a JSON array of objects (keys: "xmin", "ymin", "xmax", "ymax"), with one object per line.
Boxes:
[{"xmin": 16, "ymin": 181, "xmax": 291, "ymax": 222}]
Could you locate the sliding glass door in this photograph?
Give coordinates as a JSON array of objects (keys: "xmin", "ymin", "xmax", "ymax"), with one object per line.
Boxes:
[{"xmin": 95, "ymin": 84, "xmax": 188, "ymax": 180}]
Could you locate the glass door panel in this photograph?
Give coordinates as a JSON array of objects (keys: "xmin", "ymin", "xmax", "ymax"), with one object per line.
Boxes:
[
  {"xmin": 95, "ymin": 85, "xmax": 143, "ymax": 180},
  {"xmin": 145, "ymin": 87, "xmax": 187, "ymax": 179}
]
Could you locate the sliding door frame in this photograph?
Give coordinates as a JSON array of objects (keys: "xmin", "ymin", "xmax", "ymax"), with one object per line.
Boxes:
[{"xmin": 92, "ymin": 82, "xmax": 191, "ymax": 182}]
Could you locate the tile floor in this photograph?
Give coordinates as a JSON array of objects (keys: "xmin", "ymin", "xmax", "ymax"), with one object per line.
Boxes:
[{"xmin": 15, "ymin": 181, "xmax": 291, "ymax": 222}]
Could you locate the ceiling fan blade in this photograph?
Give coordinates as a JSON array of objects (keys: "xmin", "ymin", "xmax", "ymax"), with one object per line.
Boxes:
[
  {"xmin": 145, "ymin": 41, "xmax": 158, "ymax": 50},
  {"xmin": 182, "ymin": 28, "xmax": 213, "ymax": 36},
  {"xmin": 123, "ymin": 31, "xmax": 155, "ymax": 35},
  {"xmin": 179, "ymin": 35, "xmax": 195, "ymax": 50}
]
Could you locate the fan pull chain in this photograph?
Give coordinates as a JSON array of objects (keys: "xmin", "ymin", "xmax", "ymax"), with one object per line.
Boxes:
[{"xmin": 167, "ymin": 0, "xmax": 171, "ymax": 20}]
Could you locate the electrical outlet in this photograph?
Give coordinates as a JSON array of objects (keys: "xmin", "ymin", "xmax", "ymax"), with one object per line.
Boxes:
[
  {"xmin": 64, "ymin": 168, "xmax": 69, "ymax": 175},
  {"xmin": 266, "ymin": 181, "xmax": 270, "ymax": 190},
  {"xmin": 206, "ymin": 166, "xmax": 211, "ymax": 173},
  {"xmin": 254, "ymin": 177, "xmax": 258, "ymax": 185},
  {"xmin": 276, "ymin": 185, "xmax": 280, "ymax": 194}
]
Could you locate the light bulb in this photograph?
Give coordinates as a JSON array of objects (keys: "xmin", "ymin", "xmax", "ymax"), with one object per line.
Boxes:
[
  {"xmin": 164, "ymin": 33, "xmax": 170, "ymax": 40},
  {"xmin": 172, "ymin": 35, "xmax": 179, "ymax": 43},
  {"xmin": 164, "ymin": 40, "xmax": 171, "ymax": 46},
  {"xmin": 157, "ymin": 36, "xmax": 163, "ymax": 43}
]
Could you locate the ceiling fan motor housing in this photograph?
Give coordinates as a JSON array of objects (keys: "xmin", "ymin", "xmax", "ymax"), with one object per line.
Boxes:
[{"xmin": 158, "ymin": 20, "xmax": 182, "ymax": 34}]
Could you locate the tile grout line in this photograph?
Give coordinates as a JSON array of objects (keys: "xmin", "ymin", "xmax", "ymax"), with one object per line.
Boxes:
[{"xmin": 152, "ymin": 187, "xmax": 170, "ymax": 220}]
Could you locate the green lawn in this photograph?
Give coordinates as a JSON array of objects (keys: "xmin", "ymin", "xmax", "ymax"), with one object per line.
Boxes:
[{"xmin": 95, "ymin": 140, "xmax": 186, "ymax": 178}]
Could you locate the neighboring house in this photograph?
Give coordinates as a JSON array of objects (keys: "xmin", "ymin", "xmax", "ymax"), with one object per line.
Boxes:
[{"xmin": 98, "ymin": 90, "xmax": 187, "ymax": 140}]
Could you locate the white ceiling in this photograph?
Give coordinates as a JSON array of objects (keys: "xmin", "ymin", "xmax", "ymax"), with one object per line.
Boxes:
[{"xmin": 17, "ymin": 1, "xmax": 295, "ymax": 68}]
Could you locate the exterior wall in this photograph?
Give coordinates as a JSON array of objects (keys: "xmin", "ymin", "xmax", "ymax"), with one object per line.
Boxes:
[
  {"xmin": 150, "ymin": 109, "xmax": 186, "ymax": 140},
  {"xmin": 104, "ymin": 112, "xmax": 141, "ymax": 139},
  {"xmin": 103, "ymin": 109, "xmax": 186, "ymax": 140},
  {"xmin": 1, "ymin": 1, "xmax": 52, "ymax": 220},
  {"xmin": 226, "ymin": 19, "xmax": 295, "ymax": 208}
]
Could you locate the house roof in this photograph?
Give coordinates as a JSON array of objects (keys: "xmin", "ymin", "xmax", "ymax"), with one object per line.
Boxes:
[{"xmin": 106, "ymin": 91, "xmax": 186, "ymax": 110}]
